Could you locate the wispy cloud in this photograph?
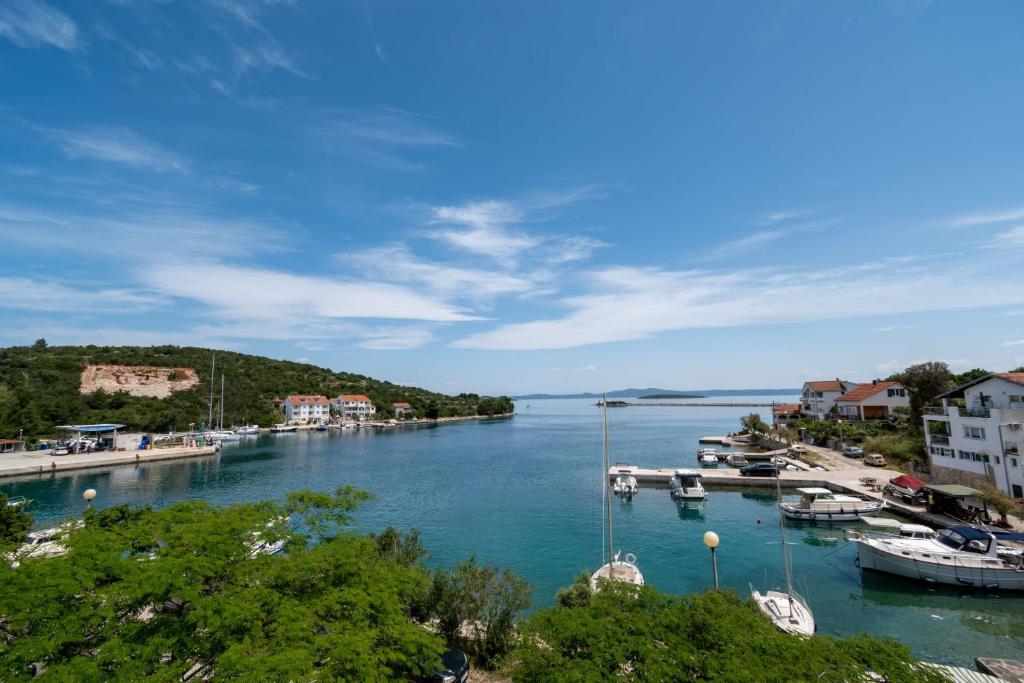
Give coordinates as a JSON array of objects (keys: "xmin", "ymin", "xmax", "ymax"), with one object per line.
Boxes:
[
  {"xmin": 991, "ymin": 225, "xmax": 1024, "ymax": 247},
  {"xmin": 701, "ymin": 228, "xmax": 791, "ymax": 261},
  {"xmin": 871, "ymin": 325, "xmax": 918, "ymax": 333},
  {"xmin": 1004, "ymin": 339, "xmax": 1024, "ymax": 347},
  {"xmin": 0, "ymin": 278, "xmax": 160, "ymax": 313},
  {"xmin": 0, "ymin": 0, "xmax": 77, "ymax": 50},
  {"xmin": 451, "ymin": 255, "xmax": 1024, "ymax": 350},
  {"xmin": 945, "ymin": 207, "xmax": 1024, "ymax": 229},
  {"xmin": 320, "ymin": 109, "xmax": 458, "ymax": 170},
  {"xmin": 40, "ymin": 126, "xmax": 186, "ymax": 172}
]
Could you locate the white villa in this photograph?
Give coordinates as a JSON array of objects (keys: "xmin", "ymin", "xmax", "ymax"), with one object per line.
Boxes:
[
  {"xmin": 924, "ymin": 373, "xmax": 1024, "ymax": 499},
  {"xmin": 835, "ymin": 381, "xmax": 910, "ymax": 420},
  {"xmin": 283, "ymin": 395, "xmax": 331, "ymax": 424},
  {"xmin": 332, "ymin": 394, "xmax": 376, "ymax": 422},
  {"xmin": 800, "ymin": 379, "xmax": 859, "ymax": 418}
]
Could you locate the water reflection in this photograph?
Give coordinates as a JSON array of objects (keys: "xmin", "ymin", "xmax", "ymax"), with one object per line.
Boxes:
[{"xmin": 675, "ymin": 500, "xmax": 706, "ymax": 521}]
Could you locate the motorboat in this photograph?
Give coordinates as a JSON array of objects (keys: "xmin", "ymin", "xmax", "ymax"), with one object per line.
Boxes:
[
  {"xmin": 751, "ymin": 469, "xmax": 815, "ymax": 636},
  {"xmin": 234, "ymin": 425, "xmax": 261, "ymax": 435},
  {"xmin": 670, "ymin": 469, "xmax": 705, "ymax": 500},
  {"xmin": 270, "ymin": 424, "xmax": 298, "ymax": 433},
  {"xmin": 206, "ymin": 430, "xmax": 240, "ymax": 442},
  {"xmin": 725, "ymin": 454, "xmax": 749, "ymax": 467},
  {"xmin": 854, "ymin": 525, "xmax": 1024, "ymax": 590},
  {"xmin": 5, "ymin": 496, "xmax": 29, "ymax": 508},
  {"xmin": 612, "ymin": 468, "xmax": 639, "ymax": 497},
  {"xmin": 886, "ymin": 474, "xmax": 926, "ymax": 502},
  {"xmin": 697, "ymin": 448, "xmax": 719, "ymax": 464},
  {"xmin": 592, "ymin": 395, "xmax": 644, "ymax": 591},
  {"xmin": 851, "ymin": 516, "xmax": 935, "ymax": 540},
  {"xmin": 780, "ymin": 487, "xmax": 884, "ymax": 522},
  {"xmin": 314, "ymin": 424, "xmax": 329, "ymax": 432}
]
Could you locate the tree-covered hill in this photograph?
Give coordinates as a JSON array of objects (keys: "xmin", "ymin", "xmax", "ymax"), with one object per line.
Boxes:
[{"xmin": 0, "ymin": 341, "xmax": 513, "ymax": 441}]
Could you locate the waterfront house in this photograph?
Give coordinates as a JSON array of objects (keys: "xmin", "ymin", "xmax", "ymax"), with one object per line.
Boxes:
[
  {"xmin": 835, "ymin": 380, "xmax": 909, "ymax": 420},
  {"xmin": 772, "ymin": 403, "xmax": 802, "ymax": 427},
  {"xmin": 923, "ymin": 372, "xmax": 1024, "ymax": 499},
  {"xmin": 283, "ymin": 395, "xmax": 331, "ymax": 424},
  {"xmin": 392, "ymin": 402, "xmax": 413, "ymax": 417},
  {"xmin": 332, "ymin": 394, "xmax": 376, "ymax": 422},
  {"xmin": 800, "ymin": 379, "xmax": 859, "ymax": 418},
  {"xmin": 0, "ymin": 439, "xmax": 24, "ymax": 454}
]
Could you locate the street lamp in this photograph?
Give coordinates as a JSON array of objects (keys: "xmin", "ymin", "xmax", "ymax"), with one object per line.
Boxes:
[
  {"xmin": 83, "ymin": 488, "xmax": 97, "ymax": 510},
  {"xmin": 703, "ymin": 530, "xmax": 720, "ymax": 589},
  {"xmin": 837, "ymin": 420, "xmax": 844, "ymax": 451}
]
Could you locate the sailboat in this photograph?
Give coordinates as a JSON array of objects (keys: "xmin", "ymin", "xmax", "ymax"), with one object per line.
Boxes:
[
  {"xmin": 750, "ymin": 469, "xmax": 815, "ymax": 636},
  {"xmin": 207, "ymin": 374, "xmax": 240, "ymax": 442},
  {"xmin": 591, "ymin": 395, "xmax": 644, "ymax": 590}
]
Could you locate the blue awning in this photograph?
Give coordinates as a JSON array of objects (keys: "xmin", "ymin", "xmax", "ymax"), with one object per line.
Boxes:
[{"xmin": 56, "ymin": 424, "xmax": 127, "ymax": 433}]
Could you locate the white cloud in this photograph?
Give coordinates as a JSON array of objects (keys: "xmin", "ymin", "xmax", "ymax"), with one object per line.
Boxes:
[
  {"xmin": 451, "ymin": 256, "xmax": 1024, "ymax": 350},
  {"xmin": 0, "ymin": 0, "xmax": 77, "ymax": 50},
  {"xmin": 320, "ymin": 110, "xmax": 458, "ymax": 171},
  {"xmin": 1004, "ymin": 339, "xmax": 1024, "ymax": 347},
  {"xmin": 991, "ymin": 225, "xmax": 1024, "ymax": 247},
  {"xmin": 142, "ymin": 261, "xmax": 480, "ymax": 324},
  {"xmin": 41, "ymin": 126, "xmax": 186, "ymax": 172},
  {"xmin": 0, "ymin": 278, "xmax": 160, "ymax": 313},
  {"xmin": 193, "ymin": 319, "xmax": 439, "ymax": 351},
  {"xmin": 701, "ymin": 228, "xmax": 790, "ymax": 261},
  {"xmin": 871, "ymin": 325, "xmax": 918, "ymax": 333},
  {"xmin": 946, "ymin": 207, "xmax": 1024, "ymax": 228}
]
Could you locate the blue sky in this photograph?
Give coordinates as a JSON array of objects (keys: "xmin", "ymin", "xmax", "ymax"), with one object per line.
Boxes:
[{"xmin": 2, "ymin": 0, "xmax": 1024, "ymax": 395}]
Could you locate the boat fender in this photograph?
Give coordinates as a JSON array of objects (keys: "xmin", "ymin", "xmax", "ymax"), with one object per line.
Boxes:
[
  {"xmin": 625, "ymin": 553, "xmax": 637, "ymax": 565},
  {"xmin": 854, "ymin": 556, "xmax": 860, "ymax": 568}
]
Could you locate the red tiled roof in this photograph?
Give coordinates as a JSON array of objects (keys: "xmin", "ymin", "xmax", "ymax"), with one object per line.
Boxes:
[
  {"xmin": 836, "ymin": 382, "xmax": 900, "ymax": 403},
  {"xmin": 392, "ymin": 402, "xmax": 412, "ymax": 409},
  {"xmin": 286, "ymin": 395, "xmax": 329, "ymax": 405},
  {"xmin": 339, "ymin": 394, "xmax": 371, "ymax": 403},
  {"xmin": 772, "ymin": 403, "xmax": 801, "ymax": 416},
  {"xmin": 994, "ymin": 373, "xmax": 1024, "ymax": 387},
  {"xmin": 805, "ymin": 380, "xmax": 846, "ymax": 392}
]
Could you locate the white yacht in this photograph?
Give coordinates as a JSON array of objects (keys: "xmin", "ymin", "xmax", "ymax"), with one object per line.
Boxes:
[
  {"xmin": 206, "ymin": 430, "xmax": 241, "ymax": 442},
  {"xmin": 235, "ymin": 425, "xmax": 261, "ymax": 435},
  {"xmin": 725, "ymin": 454, "xmax": 749, "ymax": 467},
  {"xmin": 270, "ymin": 424, "xmax": 298, "ymax": 433},
  {"xmin": 592, "ymin": 396, "xmax": 644, "ymax": 590},
  {"xmin": 752, "ymin": 470, "xmax": 816, "ymax": 636},
  {"xmin": 670, "ymin": 470, "xmax": 705, "ymax": 500},
  {"xmin": 697, "ymin": 448, "xmax": 719, "ymax": 463},
  {"xmin": 612, "ymin": 468, "xmax": 639, "ymax": 497},
  {"xmin": 854, "ymin": 525, "xmax": 1024, "ymax": 590},
  {"xmin": 780, "ymin": 487, "xmax": 884, "ymax": 522}
]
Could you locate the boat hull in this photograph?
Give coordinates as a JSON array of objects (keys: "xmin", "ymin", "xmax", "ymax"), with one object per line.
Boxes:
[
  {"xmin": 781, "ymin": 503, "xmax": 883, "ymax": 523},
  {"xmin": 751, "ymin": 589, "xmax": 815, "ymax": 636},
  {"xmin": 591, "ymin": 561, "xmax": 644, "ymax": 590},
  {"xmin": 855, "ymin": 539, "xmax": 1024, "ymax": 590}
]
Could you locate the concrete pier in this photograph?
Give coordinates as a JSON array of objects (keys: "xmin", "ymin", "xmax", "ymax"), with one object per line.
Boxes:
[{"xmin": 0, "ymin": 445, "xmax": 219, "ymax": 480}]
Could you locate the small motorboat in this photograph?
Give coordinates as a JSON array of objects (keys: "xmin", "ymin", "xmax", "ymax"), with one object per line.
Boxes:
[
  {"xmin": 781, "ymin": 488, "xmax": 884, "ymax": 523},
  {"xmin": 670, "ymin": 469, "xmax": 705, "ymax": 500},
  {"xmin": 206, "ymin": 430, "xmax": 241, "ymax": 442},
  {"xmin": 612, "ymin": 468, "xmax": 639, "ymax": 496},
  {"xmin": 725, "ymin": 454, "xmax": 749, "ymax": 467},
  {"xmin": 234, "ymin": 425, "xmax": 261, "ymax": 435},
  {"xmin": 5, "ymin": 496, "xmax": 29, "ymax": 508},
  {"xmin": 886, "ymin": 474, "xmax": 926, "ymax": 503},
  {"xmin": 314, "ymin": 424, "xmax": 329, "ymax": 432},
  {"xmin": 697, "ymin": 448, "xmax": 719, "ymax": 464},
  {"xmin": 270, "ymin": 424, "xmax": 298, "ymax": 433}
]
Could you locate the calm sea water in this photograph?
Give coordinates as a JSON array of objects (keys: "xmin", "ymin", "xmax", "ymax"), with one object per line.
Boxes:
[{"xmin": 3, "ymin": 397, "xmax": 1022, "ymax": 666}]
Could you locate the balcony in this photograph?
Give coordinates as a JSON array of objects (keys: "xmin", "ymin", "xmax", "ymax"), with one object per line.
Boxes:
[
  {"xmin": 958, "ymin": 406, "xmax": 992, "ymax": 418},
  {"xmin": 924, "ymin": 406, "xmax": 948, "ymax": 416},
  {"xmin": 929, "ymin": 434, "xmax": 951, "ymax": 445}
]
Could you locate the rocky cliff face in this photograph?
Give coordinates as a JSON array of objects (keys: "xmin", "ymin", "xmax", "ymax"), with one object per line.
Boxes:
[{"xmin": 80, "ymin": 365, "xmax": 200, "ymax": 398}]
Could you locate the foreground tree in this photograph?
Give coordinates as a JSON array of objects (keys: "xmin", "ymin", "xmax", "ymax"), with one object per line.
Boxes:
[
  {"xmin": 0, "ymin": 492, "xmax": 32, "ymax": 547},
  {"xmin": 889, "ymin": 362, "xmax": 953, "ymax": 433},
  {"xmin": 516, "ymin": 584, "xmax": 944, "ymax": 682}
]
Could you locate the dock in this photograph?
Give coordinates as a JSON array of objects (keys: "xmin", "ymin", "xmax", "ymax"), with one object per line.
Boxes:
[{"xmin": 0, "ymin": 445, "xmax": 220, "ymax": 481}]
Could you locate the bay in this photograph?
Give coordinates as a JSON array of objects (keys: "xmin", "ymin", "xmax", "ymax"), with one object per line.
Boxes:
[{"xmin": 3, "ymin": 397, "xmax": 1022, "ymax": 667}]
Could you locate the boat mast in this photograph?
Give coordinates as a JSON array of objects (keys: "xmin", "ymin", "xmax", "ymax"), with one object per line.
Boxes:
[
  {"xmin": 775, "ymin": 469, "xmax": 795, "ymax": 603},
  {"xmin": 219, "ymin": 374, "xmax": 225, "ymax": 430},
  {"xmin": 207, "ymin": 354, "xmax": 216, "ymax": 431},
  {"xmin": 604, "ymin": 394, "xmax": 614, "ymax": 568}
]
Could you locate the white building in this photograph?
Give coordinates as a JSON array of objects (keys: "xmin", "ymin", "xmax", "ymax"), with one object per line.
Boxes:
[
  {"xmin": 392, "ymin": 402, "xmax": 413, "ymax": 417},
  {"xmin": 283, "ymin": 395, "xmax": 331, "ymax": 424},
  {"xmin": 332, "ymin": 394, "xmax": 376, "ymax": 421},
  {"xmin": 800, "ymin": 379, "xmax": 859, "ymax": 418},
  {"xmin": 835, "ymin": 381, "xmax": 910, "ymax": 420},
  {"xmin": 923, "ymin": 373, "xmax": 1024, "ymax": 499}
]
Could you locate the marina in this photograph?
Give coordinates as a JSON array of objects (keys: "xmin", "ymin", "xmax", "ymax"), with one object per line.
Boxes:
[{"xmin": 2, "ymin": 397, "xmax": 1023, "ymax": 668}]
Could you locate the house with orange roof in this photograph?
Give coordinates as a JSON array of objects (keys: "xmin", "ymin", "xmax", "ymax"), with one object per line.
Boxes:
[
  {"xmin": 924, "ymin": 372, "xmax": 1024, "ymax": 499},
  {"xmin": 834, "ymin": 380, "xmax": 909, "ymax": 420},
  {"xmin": 283, "ymin": 395, "xmax": 331, "ymax": 424},
  {"xmin": 800, "ymin": 379, "xmax": 860, "ymax": 418},
  {"xmin": 332, "ymin": 394, "xmax": 376, "ymax": 421},
  {"xmin": 392, "ymin": 402, "xmax": 413, "ymax": 417}
]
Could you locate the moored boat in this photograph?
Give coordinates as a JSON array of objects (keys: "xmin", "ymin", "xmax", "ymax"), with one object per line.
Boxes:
[
  {"xmin": 854, "ymin": 525, "xmax": 1024, "ymax": 590},
  {"xmin": 612, "ymin": 468, "xmax": 638, "ymax": 497},
  {"xmin": 206, "ymin": 430, "xmax": 241, "ymax": 442},
  {"xmin": 725, "ymin": 454, "xmax": 749, "ymax": 467},
  {"xmin": 234, "ymin": 425, "xmax": 261, "ymax": 435},
  {"xmin": 270, "ymin": 424, "xmax": 298, "ymax": 433},
  {"xmin": 670, "ymin": 469, "xmax": 705, "ymax": 500},
  {"xmin": 781, "ymin": 487, "xmax": 884, "ymax": 523}
]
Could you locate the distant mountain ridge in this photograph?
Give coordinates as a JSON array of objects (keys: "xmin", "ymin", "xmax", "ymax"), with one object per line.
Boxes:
[{"xmin": 512, "ymin": 388, "xmax": 800, "ymax": 400}]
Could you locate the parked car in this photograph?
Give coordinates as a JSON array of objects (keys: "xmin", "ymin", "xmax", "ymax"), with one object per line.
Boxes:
[
  {"xmin": 428, "ymin": 651, "xmax": 469, "ymax": 683},
  {"xmin": 841, "ymin": 445, "xmax": 864, "ymax": 457},
  {"xmin": 864, "ymin": 453, "xmax": 886, "ymax": 467},
  {"xmin": 739, "ymin": 463, "xmax": 780, "ymax": 477}
]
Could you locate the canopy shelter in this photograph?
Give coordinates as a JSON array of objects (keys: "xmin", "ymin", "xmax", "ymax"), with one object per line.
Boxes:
[
  {"xmin": 56, "ymin": 424, "xmax": 126, "ymax": 454},
  {"xmin": 924, "ymin": 484, "xmax": 989, "ymax": 524},
  {"xmin": 889, "ymin": 474, "xmax": 925, "ymax": 492}
]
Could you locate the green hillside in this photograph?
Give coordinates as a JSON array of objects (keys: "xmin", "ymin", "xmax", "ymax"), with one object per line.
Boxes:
[{"xmin": 0, "ymin": 341, "xmax": 513, "ymax": 441}]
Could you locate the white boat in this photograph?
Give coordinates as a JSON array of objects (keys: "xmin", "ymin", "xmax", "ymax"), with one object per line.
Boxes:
[
  {"xmin": 780, "ymin": 487, "xmax": 884, "ymax": 523},
  {"xmin": 751, "ymin": 470, "xmax": 816, "ymax": 636},
  {"xmin": 206, "ymin": 430, "xmax": 240, "ymax": 442},
  {"xmin": 270, "ymin": 424, "xmax": 298, "ymax": 433},
  {"xmin": 670, "ymin": 470, "xmax": 705, "ymax": 500},
  {"xmin": 234, "ymin": 425, "xmax": 261, "ymax": 435},
  {"xmin": 612, "ymin": 468, "xmax": 639, "ymax": 496},
  {"xmin": 855, "ymin": 525, "xmax": 1024, "ymax": 590},
  {"xmin": 725, "ymin": 454, "xmax": 749, "ymax": 467},
  {"xmin": 5, "ymin": 496, "xmax": 29, "ymax": 508},
  {"xmin": 592, "ymin": 395, "xmax": 644, "ymax": 590},
  {"xmin": 697, "ymin": 448, "xmax": 719, "ymax": 463}
]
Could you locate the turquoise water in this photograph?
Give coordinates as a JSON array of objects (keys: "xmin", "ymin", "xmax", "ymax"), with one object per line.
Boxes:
[{"xmin": 3, "ymin": 398, "xmax": 1023, "ymax": 666}]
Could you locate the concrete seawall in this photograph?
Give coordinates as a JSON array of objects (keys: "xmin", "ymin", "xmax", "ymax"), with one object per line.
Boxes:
[{"xmin": 0, "ymin": 445, "xmax": 219, "ymax": 480}]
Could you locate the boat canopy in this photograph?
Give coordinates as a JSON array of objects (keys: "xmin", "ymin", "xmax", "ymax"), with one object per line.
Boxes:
[
  {"xmin": 56, "ymin": 424, "xmax": 126, "ymax": 433},
  {"xmin": 889, "ymin": 474, "xmax": 925, "ymax": 491},
  {"xmin": 949, "ymin": 526, "xmax": 996, "ymax": 541},
  {"xmin": 674, "ymin": 469, "xmax": 702, "ymax": 477},
  {"xmin": 796, "ymin": 487, "xmax": 832, "ymax": 495},
  {"xmin": 859, "ymin": 517, "xmax": 902, "ymax": 529}
]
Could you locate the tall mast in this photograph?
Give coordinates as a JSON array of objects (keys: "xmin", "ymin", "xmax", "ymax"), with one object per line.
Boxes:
[
  {"xmin": 220, "ymin": 374, "xmax": 225, "ymax": 430},
  {"xmin": 604, "ymin": 394, "xmax": 614, "ymax": 568},
  {"xmin": 776, "ymin": 469, "xmax": 795, "ymax": 601},
  {"xmin": 207, "ymin": 353, "xmax": 216, "ymax": 430}
]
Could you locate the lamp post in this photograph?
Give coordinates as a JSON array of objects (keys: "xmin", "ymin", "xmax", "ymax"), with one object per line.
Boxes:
[
  {"xmin": 703, "ymin": 530, "xmax": 720, "ymax": 589},
  {"xmin": 837, "ymin": 419, "xmax": 844, "ymax": 451},
  {"xmin": 83, "ymin": 488, "xmax": 96, "ymax": 510}
]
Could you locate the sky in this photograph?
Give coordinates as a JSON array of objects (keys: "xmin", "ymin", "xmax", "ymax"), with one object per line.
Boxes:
[{"xmin": 1, "ymin": 0, "xmax": 1024, "ymax": 395}]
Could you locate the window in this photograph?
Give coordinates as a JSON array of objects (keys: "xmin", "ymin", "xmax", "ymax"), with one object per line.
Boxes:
[
  {"xmin": 1014, "ymin": 458, "xmax": 1020, "ymax": 468},
  {"xmin": 963, "ymin": 426, "xmax": 986, "ymax": 440},
  {"xmin": 887, "ymin": 388, "xmax": 906, "ymax": 398}
]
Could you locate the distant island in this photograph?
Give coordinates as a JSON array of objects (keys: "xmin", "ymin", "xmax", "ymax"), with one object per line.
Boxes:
[
  {"xmin": 637, "ymin": 394, "xmax": 703, "ymax": 399},
  {"xmin": 514, "ymin": 387, "xmax": 799, "ymax": 400}
]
